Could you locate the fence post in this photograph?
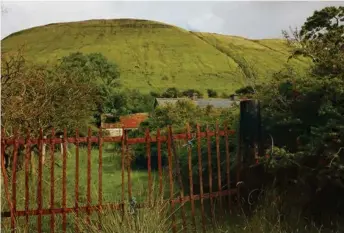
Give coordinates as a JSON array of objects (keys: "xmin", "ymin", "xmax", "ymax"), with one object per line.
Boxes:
[
  {"xmin": 239, "ymin": 99, "xmax": 263, "ymax": 167},
  {"xmin": 42, "ymin": 136, "xmax": 46, "ymax": 164},
  {"xmin": 60, "ymin": 135, "xmax": 63, "ymax": 156}
]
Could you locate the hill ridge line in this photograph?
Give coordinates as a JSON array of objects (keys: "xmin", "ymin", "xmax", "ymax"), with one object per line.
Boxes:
[{"xmin": 2, "ymin": 18, "xmax": 309, "ymax": 94}]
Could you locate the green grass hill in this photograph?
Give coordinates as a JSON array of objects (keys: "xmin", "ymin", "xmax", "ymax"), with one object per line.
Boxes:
[{"xmin": 1, "ymin": 19, "xmax": 310, "ymax": 95}]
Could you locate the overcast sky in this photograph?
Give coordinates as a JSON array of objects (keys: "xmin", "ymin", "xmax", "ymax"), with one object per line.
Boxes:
[{"xmin": 1, "ymin": 1, "xmax": 344, "ymax": 40}]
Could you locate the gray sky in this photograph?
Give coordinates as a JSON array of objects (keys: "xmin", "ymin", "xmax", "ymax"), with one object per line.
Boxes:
[{"xmin": 1, "ymin": 1, "xmax": 344, "ymax": 40}]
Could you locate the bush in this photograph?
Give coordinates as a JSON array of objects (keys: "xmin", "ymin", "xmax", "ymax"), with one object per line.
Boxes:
[
  {"xmin": 181, "ymin": 89, "xmax": 203, "ymax": 98},
  {"xmin": 255, "ymin": 70, "xmax": 344, "ymax": 227},
  {"xmin": 207, "ymin": 89, "xmax": 218, "ymax": 98}
]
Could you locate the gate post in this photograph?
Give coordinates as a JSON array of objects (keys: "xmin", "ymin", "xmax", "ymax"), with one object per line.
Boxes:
[
  {"xmin": 239, "ymin": 99, "xmax": 263, "ymax": 167},
  {"xmin": 236, "ymin": 99, "xmax": 265, "ymax": 210}
]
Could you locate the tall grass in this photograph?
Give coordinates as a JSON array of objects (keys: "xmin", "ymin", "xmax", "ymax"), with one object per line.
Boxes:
[
  {"xmin": 71, "ymin": 186, "xmax": 173, "ymax": 233},
  {"xmin": 2, "ymin": 178, "xmax": 342, "ymax": 233},
  {"xmin": 214, "ymin": 187, "xmax": 342, "ymax": 233}
]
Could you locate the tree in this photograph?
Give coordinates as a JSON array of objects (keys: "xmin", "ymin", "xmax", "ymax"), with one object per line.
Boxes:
[
  {"xmin": 1, "ymin": 51, "xmax": 99, "ymax": 137},
  {"xmin": 161, "ymin": 87, "xmax": 181, "ymax": 98},
  {"xmin": 102, "ymin": 89, "xmax": 155, "ymax": 122},
  {"xmin": 58, "ymin": 52, "xmax": 120, "ymax": 88},
  {"xmin": 207, "ymin": 89, "xmax": 218, "ymax": 98},
  {"xmin": 255, "ymin": 6, "xmax": 344, "ymax": 224},
  {"xmin": 149, "ymin": 91, "xmax": 161, "ymax": 98},
  {"xmin": 284, "ymin": 6, "xmax": 344, "ymax": 77},
  {"xmin": 181, "ymin": 89, "xmax": 203, "ymax": 98},
  {"xmin": 235, "ymin": 86, "xmax": 256, "ymax": 98},
  {"xmin": 57, "ymin": 52, "xmax": 121, "ymax": 127}
]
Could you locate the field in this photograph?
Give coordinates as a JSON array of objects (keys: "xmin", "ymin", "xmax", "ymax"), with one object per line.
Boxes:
[
  {"xmin": 1, "ymin": 142, "xmax": 226, "ymax": 233},
  {"xmin": 1, "ymin": 144, "xmax": 159, "ymax": 231},
  {"xmin": 1, "ymin": 19, "xmax": 310, "ymax": 95}
]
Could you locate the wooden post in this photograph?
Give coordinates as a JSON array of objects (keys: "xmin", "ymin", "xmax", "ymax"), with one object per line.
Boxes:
[
  {"xmin": 42, "ymin": 136, "xmax": 46, "ymax": 165},
  {"xmin": 239, "ymin": 99, "xmax": 263, "ymax": 166},
  {"xmin": 60, "ymin": 135, "xmax": 63, "ymax": 157}
]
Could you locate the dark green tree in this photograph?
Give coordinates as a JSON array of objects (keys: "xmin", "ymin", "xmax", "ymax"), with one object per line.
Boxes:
[
  {"xmin": 57, "ymin": 52, "xmax": 121, "ymax": 127},
  {"xmin": 207, "ymin": 89, "xmax": 218, "ymax": 98},
  {"xmin": 256, "ymin": 6, "xmax": 344, "ymax": 224},
  {"xmin": 161, "ymin": 87, "xmax": 181, "ymax": 98},
  {"xmin": 103, "ymin": 89, "xmax": 155, "ymax": 122},
  {"xmin": 181, "ymin": 89, "xmax": 203, "ymax": 98},
  {"xmin": 285, "ymin": 6, "xmax": 344, "ymax": 77}
]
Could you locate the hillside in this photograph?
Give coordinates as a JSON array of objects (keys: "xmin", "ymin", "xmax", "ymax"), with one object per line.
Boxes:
[{"xmin": 1, "ymin": 19, "xmax": 310, "ymax": 95}]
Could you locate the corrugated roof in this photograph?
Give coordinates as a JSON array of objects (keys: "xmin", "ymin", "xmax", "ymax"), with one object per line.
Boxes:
[
  {"xmin": 195, "ymin": 99, "xmax": 239, "ymax": 108},
  {"xmin": 155, "ymin": 98, "xmax": 189, "ymax": 106},
  {"xmin": 155, "ymin": 98, "xmax": 239, "ymax": 108}
]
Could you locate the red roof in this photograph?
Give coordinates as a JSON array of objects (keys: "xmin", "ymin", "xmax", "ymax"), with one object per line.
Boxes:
[{"xmin": 102, "ymin": 113, "xmax": 149, "ymax": 129}]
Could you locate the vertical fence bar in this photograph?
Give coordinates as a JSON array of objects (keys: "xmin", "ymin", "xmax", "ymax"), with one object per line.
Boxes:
[
  {"xmin": 121, "ymin": 129, "xmax": 125, "ymax": 217},
  {"xmin": 1, "ymin": 129, "xmax": 14, "ymax": 232},
  {"xmin": 169, "ymin": 126, "xmax": 187, "ymax": 233},
  {"xmin": 87, "ymin": 127, "xmax": 92, "ymax": 224},
  {"xmin": 98, "ymin": 129, "xmax": 103, "ymax": 229},
  {"xmin": 11, "ymin": 130, "xmax": 19, "ymax": 233},
  {"xmin": 224, "ymin": 122, "xmax": 231, "ymax": 212},
  {"xmin": 37, "ymin": 129, "xmax": 43, "ymax": 233},
  {"xmin": 145, "ymin": 129, "xmax": 152, "ymax": 206},
  {"xmin": 157, "ymin": 129, "xmax": 163, "ymax": 196},
  {"xmin": 50, "ymin": 129, "xmax": 56, "ymax": 233},
  {"xmin": 62, "ymin": 129, "xmax": 67, "ymax": 233},
  {"xmin": 186, "ymin": 124, "xmax": 196, "ymax": 232},
  {"xmin": 196, "ymin": 124, "xmax": 206, "ymax": 233},
  {"xmin": 215, "ymin": 122, "xmax": 223, "ymax": 214},
  {"xmin": 206, "ymin": 125, "xmax": 215, "ymax": 224},
  {"xmin": 167, "ymin": 126, "xmax": 176, "ymax": 233},
  {"xmin": 236, "ymin": 123, "xmax": 242, "ymax": 207},
  {"xmin": 75, "ymin": 129, "xmax": 80, "ymax": 233},
  {"xmin": 24, "ymin": 130, "xmax": 31, "ymax": 229},
  {"xmin": 126, "ymin": 132, "xmax": 132, "ymax": 201}
]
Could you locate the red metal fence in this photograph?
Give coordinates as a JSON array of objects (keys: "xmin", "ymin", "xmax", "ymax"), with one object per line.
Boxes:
[{"xmin": 1, "ymin": 123, "xmax": 240, "ymax": 233}]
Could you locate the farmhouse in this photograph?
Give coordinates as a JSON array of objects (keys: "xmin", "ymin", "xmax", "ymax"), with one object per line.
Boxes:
[
  {"xmin": 154, "ymin": 93, "xmax": 239, "ymax": 109},
  {"xmin": 101, "ymin": 113, "xmax": 149, "ymax": 137}
]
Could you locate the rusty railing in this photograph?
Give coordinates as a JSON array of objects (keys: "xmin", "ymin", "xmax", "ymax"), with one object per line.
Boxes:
[{"xmin": 1, "ymin": 123, "xmax": 240, "ymax": 233}]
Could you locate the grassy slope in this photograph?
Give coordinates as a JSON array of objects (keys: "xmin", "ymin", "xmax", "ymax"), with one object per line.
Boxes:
[{"xmin": 1, "ymin": 19, "xmax": 310, "ymax": 94}]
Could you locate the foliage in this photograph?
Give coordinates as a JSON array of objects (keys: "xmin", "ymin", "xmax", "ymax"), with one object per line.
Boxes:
[
  {"xmin": 140, "ymin": 99, "xmax": 238, "ymax": 132},
  {"xmin": 181, "ymin": 89, "xmax": 203, "ymax": 98},
  {"xmin": 258, "ymin": 74, "xmax": 344, "ymax": 184},
  {"xmin": 284, "ymin": 6, "xmax": 344, "ymax": 77},
  {"xmin": 102, "ymin": 89, "xmax": 155, "ymax": 122},
  {"xmin": 149, "ymin": 91, "xmax": 161, "ymax": 98},
  {"xmin": 160, "ymin": 87, "xmax": 181, "ymax": 98},
  {"xmin": 152, "ymin": 88, "xmax": 203, "ymax": 99},
  {"xmin": 207, "ymin": 89, "xmax": 218, "ymax": 98},
  {"xmin": 252, "ymin": 6, "xmax": 344, "ymax": 226},
  {"xmin": 235, "ymin": 85, "xmax": 256, "ymax": 98},
  {"xmin": 130, "ymin": 99, "xmax": 240, "ymax": 187},
  {"xmin": 1, "ymin": 50, "xmax": 100, "ymax": 136},
  {"xmin": 57, "ymin": 52, "xmax": 121, "ymax": 127},
  {"xmin": 58, "ymin": 52, "xmax": 120, "ymax": 88}
]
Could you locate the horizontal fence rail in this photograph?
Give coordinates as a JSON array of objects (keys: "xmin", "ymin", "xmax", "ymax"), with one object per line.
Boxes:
[
  {"xmin": 1, "ymin": 124, "xmax": 239, "ymax": 233},
  {"xmin": 2, "ymin": 131, "xmax": 234, "ymax": 145}
]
